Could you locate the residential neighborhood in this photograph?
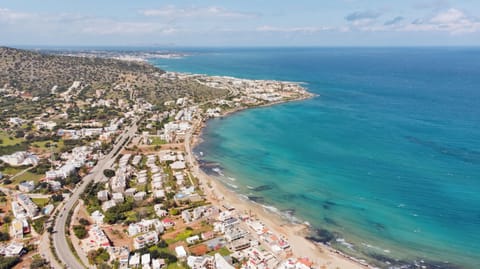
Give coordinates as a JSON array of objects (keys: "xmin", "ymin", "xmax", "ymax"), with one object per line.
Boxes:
[{"xmin": 0, "ymin": 46, "xmax": 320, "ymax": 269}]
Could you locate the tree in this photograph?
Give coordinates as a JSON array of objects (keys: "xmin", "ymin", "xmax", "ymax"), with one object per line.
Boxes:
[
  {"xmin": 97, "ymin": 263, "xmax": 112, "ymax": 269},
  {"xmin": 30, "ymin": 258, "xmax": 48, "ymax": 269},
  {"xmin": 0, "ymin": 232, "xmax": 10, "ymax": 241},
  {"xmin": 103, "ymin": 169, "xmax": 115, "ymax": 178},
  {"xmin": 88, "ymin": 248, "xmax": 110, "ymax": 265},
  {"xmin": 0, "ymin": 256, "xmax": 20, "ymax": 269},
  {"xmin": 73, "ymin": 225, "xmax": 87, "ymax": 239},
  {"xmin": 169, "ymin": 208, "xmax": 179, "ymax": 216},
  {"xmin": 15, "ymin": 130, "xmax": 25, "ymax": 138},
  {"xmin": 79, "ymin": 218, "xmax": 90, "ymax": 226},
  {"xmin": 52, "ymin": 194, "xmax": 64, "ymax": 202},
  {"xmin": 2, "ymin": 216, "xmax": 11, "ymax": 224}
]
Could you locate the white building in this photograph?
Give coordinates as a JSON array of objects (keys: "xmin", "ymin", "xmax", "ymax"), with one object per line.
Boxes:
[
  {"xmin": 0, "ymin": 151, "xmax": 39, "ymax": 167},
  {"xmin": 91, "ymin": 210, "xmax": 105, "ymax": 225},
  {"xmin": 141, "ymin": 253, "xmax": 151, "ymax": 266},
  {"xmin": 16, "ymin": 194, "xmax": 38, "ymax": 218},
  {"xmin": 101, "ymin": 200, "xmax": 116, "ymax": 212},
  {"xmin": 175, "ymin": 246, "xmax": 187, "ymax": 259},
  {"xmin": 112, "ymin": 192, "xmax": 124, "ymax": 203},
  {"xmin": 129, "ymin": 253, "xmax": 140, "ymax": 267},
  {"xmin": 18, "ymin": 181, "xmax": 35, "ymax": 192},
  {"xmin": 97, "ymin": 190, "xmax": 110, "ymax": 202},
  {"xmin": 170, "ymin": 161, "xmax": 186, "ymax": 170},
  {"xmin": 133, "ymin": 231, "xmax": 158, "ymax": 249}
]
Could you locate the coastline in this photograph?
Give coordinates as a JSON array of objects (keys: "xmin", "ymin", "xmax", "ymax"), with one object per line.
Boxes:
[{"xmin": 184, "ymin": 90, "xmax": 371, "ymax": 269}]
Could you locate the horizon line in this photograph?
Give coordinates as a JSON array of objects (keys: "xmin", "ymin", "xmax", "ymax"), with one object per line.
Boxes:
[{"xmin": 4, "ymin": 44, "xmax": 480, "ymax": 50}]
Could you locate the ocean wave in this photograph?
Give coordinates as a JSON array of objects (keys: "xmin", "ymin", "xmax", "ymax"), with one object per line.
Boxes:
[
  {"xmin": 360, "ymin": 242, "xmax": 391, "ymax": 255},
  {"xmin": 212, "ymin": 167, "xmax": 225, "ymax": 176},
  {"xmin": 262, "ymin": 204, "xmax": 280, "ymax": 214},
  {"xmin": 336, "ymin": 238, "xmax": 355, "ymax": 250},
  {"xmin": 226, "ymin": 182, "xmax": 238, "ymax": 189}
]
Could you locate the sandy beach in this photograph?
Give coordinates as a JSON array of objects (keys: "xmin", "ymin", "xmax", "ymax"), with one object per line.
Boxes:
[{"xmin": 185, "ymin": 113, "xmax": 370, "ymax": 269}]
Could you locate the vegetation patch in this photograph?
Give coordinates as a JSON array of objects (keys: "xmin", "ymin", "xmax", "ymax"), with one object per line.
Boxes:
[
  {"xmin": 0, "ymin": 256, "xmax": 20, "ymax": 269},
  {"xmin": 0, "ymin": 131, "xmax": 25, "ymax": 146},
  {"xmin": 208, "ymin": 246, "xmax": 231, "ymax": 257},
  {"xmin": 32, "ymin": 197, "xmax": 50, "ymax": 208},
  {"xmin": 87, "ymin": 247, "xmax": 110, "ymax": 265},
  {"xmin": 73, "ymin": 225, "xmax": 88, "ymax": 239},
  {"xmin": 32, "ymin": 216, "xmax": 46, "ymax": 234}
]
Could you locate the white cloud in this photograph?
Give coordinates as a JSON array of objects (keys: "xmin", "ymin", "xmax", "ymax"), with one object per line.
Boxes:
[
  {"xmin": 430, "ymin": 8, "xmax": 465, "ymax": 24},
  {"xmin": 256, "ymin": 25, "xmax": 332, "ymax": 33},
  {"xmin": 80, "ymin": 20, "xmax": 177, "ymax": 35},
  {"xmin": 342, "ymin": 8, "xmax": 480, "ymax": 34},
  {"xmin": 345, "ymin": 10, "xmax": 382, "ymax": 22},
  {"xmin": 384, "ymin": 16, "xmax": 404, "ymax": 26},
  {"xmin": 344, "ymin": 10, "xmax": 383, "ymax": 30},
  {"xmin": 141, "ymin": 5, "xmax": 257, "ymax": 19},
  {"xmin": 403, "ymin": 8, "xmax": 480, "ymax": 34},
  {"xmin": 0, "ymin": 8, "xmax": 33, "ymax": 23},
  {"xmin": 0, "ymin": 7, "xmax": 179, "ymax": 36}
]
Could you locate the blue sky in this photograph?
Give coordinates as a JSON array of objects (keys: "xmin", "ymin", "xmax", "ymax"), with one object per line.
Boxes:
[{"xmin": 1, "ymin": 0, "xmax": 479, "ymax": 46}]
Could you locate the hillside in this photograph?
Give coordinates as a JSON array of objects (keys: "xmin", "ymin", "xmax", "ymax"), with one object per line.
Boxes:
[{"xmin": 0, "ymin": 46, "xmax": 226, "ymax": 103}]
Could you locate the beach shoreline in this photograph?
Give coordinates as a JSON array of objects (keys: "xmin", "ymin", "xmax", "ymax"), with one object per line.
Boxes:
[{"xmin": 183, "ymin": 90, "xmax": 373, "ymax": 269}]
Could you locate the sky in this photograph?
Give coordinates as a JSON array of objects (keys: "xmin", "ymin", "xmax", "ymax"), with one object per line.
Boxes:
[{"xmin": 1, "ymin": 0, "xmax": 480, "ymax": 47}]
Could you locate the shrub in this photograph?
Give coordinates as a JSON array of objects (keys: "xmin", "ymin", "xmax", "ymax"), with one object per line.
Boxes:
[
  {"xmin": 103, "ymin": 169, "xmax": 115, "ymax": 178},
  {"xmin": 73, "ymin": 225, "xmax": 87, "ymax": 239},
  {"xmin": 79, "ymin": 218, "xmax": 90, "ymax": 226},
  {"xmin": 0, "ymin": 232, "xmax": 10, "ymax": 241}
]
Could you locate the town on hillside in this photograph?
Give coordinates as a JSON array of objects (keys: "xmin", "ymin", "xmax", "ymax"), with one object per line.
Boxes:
[{"xmin": 0, "ymin": 49, "xmax": 316, "ymax": 269}]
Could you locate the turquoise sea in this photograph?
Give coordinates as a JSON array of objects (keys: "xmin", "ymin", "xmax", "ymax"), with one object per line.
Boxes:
[{"xmin": 150, "ymin": 48, "xmax": 480, "ymax": 269}]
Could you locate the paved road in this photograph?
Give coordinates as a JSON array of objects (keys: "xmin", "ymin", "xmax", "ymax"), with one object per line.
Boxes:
[{"xmin": 52, "ymin": 121, "xmax": 138, "ymax": 269}]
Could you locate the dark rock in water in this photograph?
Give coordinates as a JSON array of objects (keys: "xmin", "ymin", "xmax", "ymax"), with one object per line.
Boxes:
[
  {"xmin": 282, "ymin": 194, "xmax": 297, "ymax": 200},
  {"xmin": 323, "ymin": 201, "xmax": 336, "ymax": 210},
  {"xmin": 283, "ymin": 208, "xmax": 296, "ymax": 216},
  {"xmin": 247, "ymin": 196, "xmax": 265, "ymax": 203},
  {"xmin": 405, "ymin": 135, "xmax": 480, "ymax": 164},
  {"xmin": 325, "ymin": 200, "xmax": 337, "ymax": 206},
  {"xmin": 306, "ymin": 228, "xmax": 335, "ymax": 243},
  {"xmin": 367, "ymin": 252, "xmax": 400, "ymax": 265},
  {"xmin": 324, "ymin": 217, "xmax": 339, "ymax": 226},
  {"xmin": 374, "ymin": 222, "xmax": 386, "ymax": 231},
  {"xmin": 198, "ymin": 160, "xmax": 220, "ymax": 167},
  {"xmin": 367, "ymin": 252, "xmax": 463, "ymax": 269},
  {"xmin": 423, "ymin": 261, "xmax": 463, "ymax": 269},
  {"xmin": 253, "ymin": 185, "xmax": 273, "ymax": 192}
]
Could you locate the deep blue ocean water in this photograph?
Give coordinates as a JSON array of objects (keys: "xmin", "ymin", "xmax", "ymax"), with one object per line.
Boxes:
[{"xmin": 150, "ymin": 48, "xmax": 480, "ymax": 268}]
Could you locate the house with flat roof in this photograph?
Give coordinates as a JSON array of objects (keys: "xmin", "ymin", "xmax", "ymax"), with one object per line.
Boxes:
[
  {"xmin": 18, "ymin": 181, "xmax": 35, "ymax": 193},
  {"xmin": 97, "ymin": 190, "xmax": 110, "ymax": 201},
  {"xmin": 187, "ymin": 255, "xmax": 215, "ymax": 269},
  {"xmin": 175, "ymin": 246, "xmax": 187, "ymax": 259},
  {"xmin": 129, "ymin": 253, "xmax": 140, "ymax": 267},
  {"xmin": 133, "ymin": 231, "xmax": 158, "ymax": 250},
  {"xmin": 16, "ymin": 194, "xmax": 39, "ymax": 218},
  {"xmin": 186, "ymin": 235, "xmax": 200, "ymax": 245},
  {"xmin": 152, "ymin": 258, "xmax": 166, "ymax": 269},
  {"xmin": 112, "ymin": 192, "xmax": 124, "ymax": 203},
  {"xmin": 10, "ymin": 219, "xmax": 24, "ymax": 239},
  {"xmin": 141, "ymin": 253, "xmax": 151, "ymax": 267},
  {"xmin": 101, "ymin": 200, "xmax": 116, "ymax": 212}
]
